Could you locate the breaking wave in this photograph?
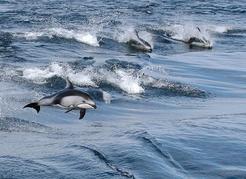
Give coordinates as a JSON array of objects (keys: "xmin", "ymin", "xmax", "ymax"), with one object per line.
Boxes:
[
  {"xmin": 114, "ymin": 26, "xmax": 154, "ymax": 49},
  {"xmin": 16, "ymin": 28, "xmax": 100, "ymax": 47},
  {"xmin": 18, "ymin": 59, "xmax": 206, "ymax": 97}
]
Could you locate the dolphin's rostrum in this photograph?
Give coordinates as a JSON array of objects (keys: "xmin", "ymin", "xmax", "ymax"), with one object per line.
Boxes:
[{"xmin": 24, "ymin": 78, "xmax": 96, "ymax": 119}]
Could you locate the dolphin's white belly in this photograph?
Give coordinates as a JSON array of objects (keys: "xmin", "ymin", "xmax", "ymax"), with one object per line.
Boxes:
[
  {"xmin": 60, "ymin": 96, "xmax": 83, "ymax": 107},
  {"xmin": 190, "ymin": 41, "xmax": 212, "ymax": 48}
]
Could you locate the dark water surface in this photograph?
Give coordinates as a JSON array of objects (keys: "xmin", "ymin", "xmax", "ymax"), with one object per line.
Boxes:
[{"xmin": 0, "ymin": 0, "xmax": 246, "ymax": 178}]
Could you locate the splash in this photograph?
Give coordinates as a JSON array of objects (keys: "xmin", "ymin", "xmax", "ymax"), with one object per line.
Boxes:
[
  {"xmin": 22, "ymin": 62, "xmax": 97, "ymax": 87},
  {"xmin": 163, "ymin": 24, "xmax": 213, "ymax": 48},
  {"xmin": 18, "ymin": 27, "xmax": 100, "ymax": 47},
  {"xmin": 104, "ymin": 69, "xmax": 144, "ymax": 94},
  {"xmin": 23, "ymin": 31, "xmax": 46, "ymax": 40},
  {"xmin": 115, "ymin": 26, "xmax": 137, "ymax": 43},
  {"xmin": 19, "ymin": 60, "xmax": 206, "ymax": 97},
  {"xmin": 101, "ymin": 90, "xmax": 111, "ymax": 104},
  {"xmin": 207, "ymin": 25, "xmax": 231, "ymax": 33},
  {"xmin": 51, "ymin": 28, "xmax": 99, "ymax": 47},
  {"xmin": 22, "ymin": 63, "xmax": 65, "ymax": 84},
  {"xmin": 21, "ymin": 62, "xmax": 143, "ymax": 94},
  {"xmin": 115, "ymin": 26, "xmax": 154, "ymax": 49}
]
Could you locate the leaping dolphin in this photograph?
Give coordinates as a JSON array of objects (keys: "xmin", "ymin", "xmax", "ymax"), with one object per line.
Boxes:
[
  {"xmin": 187, "ymin": 27, "xmax": 212, "ymax": 49},
  {"xmin": 161, "ymin": 27, "xmax": 212, "ymax": 49},
  {"xmin": 127, "ymin": 30, "xmax": 152, "ymax": 52},
  {"xmin": 24, "ymin": 78, "xmax": 96, "ymax": 119}
]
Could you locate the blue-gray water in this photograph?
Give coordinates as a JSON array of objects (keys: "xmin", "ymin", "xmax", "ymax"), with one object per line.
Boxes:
[{"xmin": 1, "ymin": 0, "xmax": 246, "ymax": 178}]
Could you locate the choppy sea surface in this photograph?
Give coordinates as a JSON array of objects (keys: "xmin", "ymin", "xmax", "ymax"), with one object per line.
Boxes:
[{"xmin": 1, "ymin": 0, "xmax": 246, "ymax": 178}]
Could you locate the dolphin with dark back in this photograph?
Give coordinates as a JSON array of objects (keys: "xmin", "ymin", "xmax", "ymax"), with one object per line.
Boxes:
[
  {"xmin": 24, "ymin": 78, "xmax": 96, "ymax": 119},
  {"xmin": 161, "ymin": 27, "xmax": 212, "ymax": 49},
  {"xmin": 127, "ymin": 30, "xmax": 152, "ymax": 52},
  {"xmin": 187, "ymin": 27, "xmax": 212, "ymax": 49}
]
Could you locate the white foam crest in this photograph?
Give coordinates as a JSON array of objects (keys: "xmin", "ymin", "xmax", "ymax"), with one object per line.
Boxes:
[
  {"xmin": 50, "ymin": 28, "xmax": 99, "ymax": 47},
  {"xmin": 67, "ymin": 67, "xmax": 98, "ymax": 87},
  {"xmin": 99, "ymin": 68, "xmax": 144, "ymax": 94},
  {"xmin": 116, "ymin": 26, "xmax": 151, "ymax": 43},
  {"xmin": 138, "ymin": 31, "xmax": 154, "ymax": 48},
  {"xmin": 22, "ymin": 32, "xmax": 46, "ymax": 40},
  {"xmin": 18, "ymin": 28, "xmax": 99, "ymax": 47},
  {"xmin": 22, "ymin": 63, "xmax": 64, "ymax": 84},
  {"xmin": 116, "ymin": 26, "xmax": 137, "ymax": 43},
  {"xmin": 168, "ymin": 24, "xmax": 199, "ymax": 41},
  {"xmin": 205, "ymin": 25, "xmax": 231, "ymax": 33},
  {"xmin": 22, "ymin": 62, "xmax": 149, "ymax": 94},
  {"xmin": 210, "ymin": 26, "xmax": 230, "ymax": 33},
  {"xmin": 22, "ymin": 63, "xmax": 97, "ymax": 87},
  {"xmin": 97, "ymin": 67, "xmax": 145, "ymax": 94},
  {"xmin": 101, "ymin": 90, "xmax": 111, "ymax": 104},
  {"xmin": 115, "ymin": 69, "xmax": 144, "ymax": 94}
]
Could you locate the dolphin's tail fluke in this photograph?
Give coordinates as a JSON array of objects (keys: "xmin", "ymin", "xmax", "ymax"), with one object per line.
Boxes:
[{"xmin": 23, "ymin": 102, "xmax": 40, "ymax": 113}]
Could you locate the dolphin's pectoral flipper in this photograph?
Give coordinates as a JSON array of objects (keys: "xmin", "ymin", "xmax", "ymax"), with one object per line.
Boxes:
[
  {"xmin": 65, "ymin": 108, "xmax": 76, "ymax": 113},
  {"xmin": 79, "ymin": 109, "xmax": 86, "ymax": 120},
  {"xmin": 23, "ymin": 102, "xmax": 40, "ymax": 113}
]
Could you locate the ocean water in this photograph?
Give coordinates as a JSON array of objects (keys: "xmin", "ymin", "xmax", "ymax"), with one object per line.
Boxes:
[{"xmin": 0, "ymin": 0, "xmax": 246, "ymax": 178}]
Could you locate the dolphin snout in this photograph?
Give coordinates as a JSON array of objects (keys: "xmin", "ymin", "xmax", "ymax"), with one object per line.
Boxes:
[
  {"xmin": 91, "ymin": 104, "xmax": 97, "ymax": 109},
  {"xmin": 77, "ymin": 102, "xmax": 96, "ymax": 109},
  {"xmin": 88, "ymin": 101, "xmax": 97, "ymax": 109}
]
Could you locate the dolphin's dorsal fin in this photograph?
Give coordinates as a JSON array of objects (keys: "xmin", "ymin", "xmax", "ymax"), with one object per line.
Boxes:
[
  {"xmin": 65, "ymin": 78, "xmax": 74, "ymax": 89},
  {"xmin": 135, "ymin": 30, "xmax": 151, "ymax": 48},
  {"xmin": 135, "ymin": 29, "xmax": 140, "ymax": 39},
  {"xmin": 196, "ymin": 27, "xmax": 201, "ymax": 32}
]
